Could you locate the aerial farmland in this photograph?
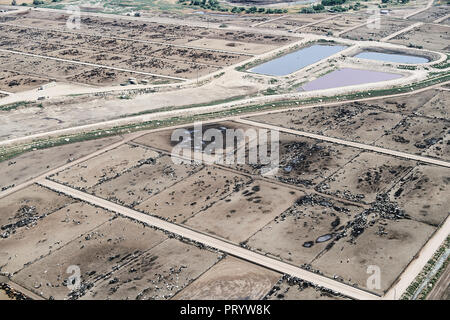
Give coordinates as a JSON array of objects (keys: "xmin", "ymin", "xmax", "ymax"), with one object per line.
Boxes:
[{"xmin": 0, "ymin": 0, "xmax": 448, "ymax": 305}]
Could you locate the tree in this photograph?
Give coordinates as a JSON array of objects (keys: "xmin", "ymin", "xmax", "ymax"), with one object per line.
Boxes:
[
  {"xmin": 321, "ymin": 0, "xmax": 346, "ymax": 6},
  {"xmin": 313, "ymin": 3, "xmax": 325, "ymax": 11},
  {"xmin": 300, "ymin": 7, "xmax": 315, "ymax": 13}
]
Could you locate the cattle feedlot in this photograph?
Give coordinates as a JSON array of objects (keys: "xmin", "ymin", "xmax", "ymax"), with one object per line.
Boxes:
[{"xmin": 0, "ymin": 0, "xmax": 449, "ymax": 308}]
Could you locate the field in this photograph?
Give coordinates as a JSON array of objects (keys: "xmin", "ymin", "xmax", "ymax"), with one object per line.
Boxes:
[
  {"xmin": 246, "ymin": 89, "xmax": 449, "ymax": 162},
  {"xmin": 255, "ymin": 13, "xmax": 332, "ymax": 32},
  {"xmin": 0, "ymin": 9, "xmax": 294, "ymax": 89},
  {"xmin": 389, "ymin": 23, "xmax": 450, "ymax": 52},
  {"xmin": 174, "ymin": 256, "xmax": 281, "ymax": 300},
  {"xmin": 301, "ymin": 14, "xmax": 367, "ymax": 36},
  {"xmin": 49, "ymin": 144, "xmax": 160, "ymax": 190},
  {"xmin": 247, "ymin": 193, "xmax": 363, "ymax": 266},
  {"xmin": 342, "ymin": 17, "xmax": 416, "ymax": 41},
  {"xmin": 407, "ymin": 5, "xmax": 450, "ymax": 23},
  {"xmin": 265, "ymin": 275, "xmax": 350, "ymax": 300},
  {"xmin": 0, "ymin": 193, "xmax": 112, "ymax": 275},
  {"xmin": 12, "ymin": 217, "xmax": 169, "ymax": 299},
  {"xmin": 0, "ymin": 135, "xmax": 122, "ymax": 192},
  {"xmin": 81, "ymin": 238, "xmax": 222, "ymax": 300},
  {"xmin": 311, "ymin": 218, "xmax": 435, "ymax": 295}
]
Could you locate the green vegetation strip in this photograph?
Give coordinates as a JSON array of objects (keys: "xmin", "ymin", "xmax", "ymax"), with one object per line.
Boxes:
[
  {"xmin": 0, "ymin": 71, "xmax": 448, "ymax": 163},
  {"xmin": 401, "ymin": 236, "xmax": 450, "ymax": 300},
  {"xmin": 119, "ymin": 94, "xmax": 249, "ymax": 118},
  {"xmin": 0, "ymin": 101, "xmax": 38, "ymax": 112},
  {"xmin": 432, "ymin": 55, "xmax": 450, "ymax": 70}
]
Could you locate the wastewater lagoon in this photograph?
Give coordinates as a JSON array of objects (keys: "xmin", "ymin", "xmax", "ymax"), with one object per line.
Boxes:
[
  {"xmin": 354, "ymin": 51, "xmax": 429, "ymax": 64},
  {"xmin": 301, "ymin": 68, "xmax": 403, "ymax": 91},
  {"xmin": 249, "ymin": 44, "xmax": 347, "ymax": 76}
]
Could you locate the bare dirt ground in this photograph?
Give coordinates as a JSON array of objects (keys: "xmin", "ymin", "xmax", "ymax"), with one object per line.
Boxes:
[
  {"xmin": 0, "ymin": 69, "xmax": 49, "ymax": 93},
  {"xmin": 311, "ymin": 219, "xmax": 436, "ymax": 296},
  {"xmin": 256, "ymin": 13, "xmax": 332, "ymax": 31},
  {"xmin": 66, "ymin": 68, "xmax": 170, "ymax": 87},
  {"xmin": 301, "ymin": 14, "xmax": 367, "ymax": 36},
  {"xmin": 135, "ymin": 166, "xmax": 252, "ymax": 223},
  {"xmin": 247, "ymin": 193, "xmax": 363, "ymax": 266},
  {"xmin": 132, "ymin": 121, "xmax": 255, "ymax": 153},
  {"xmin": 49, "ymin": 144, "xmax": 159, "ymax": 190},
  {"xmin": 87, "ymin": 154, "xmax": 202, "ymax": 208},
  {"xmin": 317, "ymin": 152, "xmax": 416, "ymax": 204},
  {"xmin": 12, "ymin": 217, "xmax": 168, "ymax": 299},
  {"xmin": 342, "ymin": 17, "xmax": 416, "ymax": 41},
  {"xmin": 245, "ymin": 89, "xmax": 449, "ymax": 163},
  {"xmin": 0, "ymin": 9, "xmax": 294, "ymax": 85},
  {"xmin": 265, "ymin": 276, "xmax": 349, "ymax": 300},
  {"xmin": 374, "ymin": 116, "xmax": 448, "ymax": 157},
  {"xmin": 0, "ymin": 184, "xmax": 75, "ymax": 230},
  {"xmin": 407, "ymin": 4, "xmax": 450, "ymax": 22},
  {"xmin": 81, "ymin": 238, "xmax": 222, "ymax": 300},
  {"xmin": 0, "ymin": 289, "xmax": 10, "ymax": 300},
  {"xmin": 423, "ymin": 132, "xmax": 449, "ymax": 161},
  {"xmin": 246, "ymin": 103, "xmax": 404, "ymax": 145},
  {"xmin": 414, "ymin": 89, "xmax": 449, "ymax": 120},
  {"xmin": 227, "ymin": 132, "xmax": 361, "ymax": 189},
  {"xmin": 173, "ymin": 256, "xmax": 280, "ymax": 300},
  {"xmin": 388, "ymin": 164, "xmax": 450, "ymax": 226},
  {"xmin": 185, "ymin": 179, "xmax": 300, "ymax": 243}
]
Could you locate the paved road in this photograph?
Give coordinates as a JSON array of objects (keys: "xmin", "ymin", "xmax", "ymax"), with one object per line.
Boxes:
[
  {"xmin": 236, "ymin": 118, "xmax": 450, "ymax": 168},
  {"xmin": 38, "ymin": 178, "xmax": 379, "ymax": 300}
]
